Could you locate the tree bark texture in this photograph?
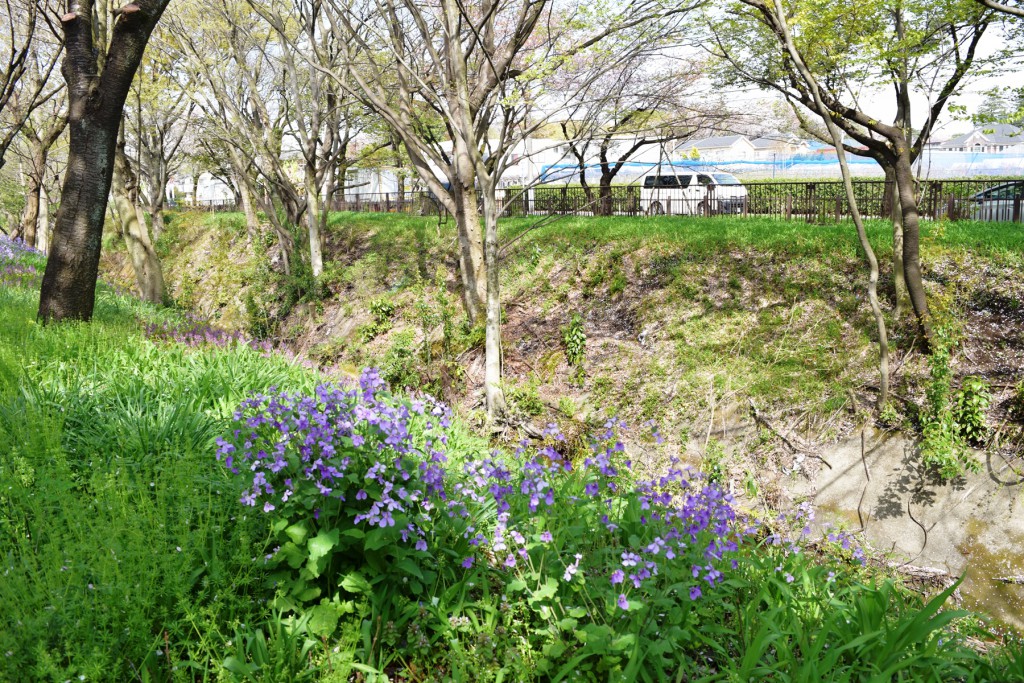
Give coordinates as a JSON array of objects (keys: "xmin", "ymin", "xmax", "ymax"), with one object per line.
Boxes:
[
  {"xmin": 893, "ymin": 151, "xmax": 932, "ymax": 346},
  {"xmin": 453, "ymin": 182, "xmax": 486, "ymax": 322},
  {"xmin": 37, "ymin": 183, "xmax": 50, "ymax": 253},
  {"xmin": 38, "ymin": 0, "xmax": 171, "ymax": 322},
  {"xmin": 113, "ymin": 144, "xmax": 164, "ymax": 303},
  {"xmin": 482, "ymin": 188, "xmax": 507, "ymax": 418}
]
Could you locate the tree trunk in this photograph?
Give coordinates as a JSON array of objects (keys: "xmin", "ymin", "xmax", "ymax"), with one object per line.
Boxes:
[
  {"xmin": 769, "ymin": 0, "xmax": 889, "ymax": 409},
  {"xmin": 453, "ymin": 182, "xmax": 486, "ymax": 323},
  {"xmin": 37, "ymin": 0, "xmax": 170, "ymax": 322},
  {"xmin": 113, "ymin": 146, "xmax": 165, "ymax": 303},
  {"xmin": 238, "ymin": 174, "xmax": 260, "ymax": 240},
  {"xmin": 21, "ymin": 176, "xmax": 41, "ymax": 247},
  {"xmin": 39, "ymin": 119, "xmax": 120, "ymax": 321},
  {"xmin": 598, "ymin": 174, "xmax": 614, "ymax": 216},
  {"xmin": 304, "ymin": 162, "xmax": 323, "ymax": 278},
  {"xmin": 884, "ymin": 165, "xmax": 909, "ymax": 317},
  {"xmin": 482, "ymin": 186, "xmax": 506, "ymax": 419},
  {"xmin": 37, "ymin": 183, "xmax": 50, "ymax": 254},
  {"xmin": 893, "ymin": 151, "xmax": 932, "ymax": 347}
]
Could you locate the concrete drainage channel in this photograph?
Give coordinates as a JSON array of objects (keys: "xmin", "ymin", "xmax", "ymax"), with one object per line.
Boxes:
[{"xmin": 791, "ymin": 426, "xmax": 1024, "ymax": 631}]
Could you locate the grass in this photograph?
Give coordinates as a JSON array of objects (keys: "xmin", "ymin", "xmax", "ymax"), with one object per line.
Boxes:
[
  {"xmin": 9, "ymin": 235, "xmax": 1024, "ymax": 681},
  {"xmin": 0, "ymin": 279, "xmax": 316, "ymax": 681},
  {"xmin": 126, "ymin": 210, "xmax": 1024, "ymax": 451}
]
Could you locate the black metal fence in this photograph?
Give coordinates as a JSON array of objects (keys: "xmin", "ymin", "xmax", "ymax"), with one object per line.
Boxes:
[{"xmin": 171, "ymin": 178, "xmax": 1024, "ymax": 223}]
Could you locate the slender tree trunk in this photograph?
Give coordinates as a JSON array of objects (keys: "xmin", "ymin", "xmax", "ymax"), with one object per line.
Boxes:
[
  {"xmin": 598, "ymin": 173, "xmax": 614, "ymax": 216},
  {"xmin": 150, "ymin": 205, "xmax": 164, "ymax": 241},
  {"xmin": 304, "ymin": 162, "xmax": 323, "ymax": 278},
  {"xmin": 889, "ymin": 172, "xmax": 909, "ymax": 318},
  {"xmin": 453, "ymin": 182, "xmax": 485, "ymax": 322},
  {"xmin": 21, "ymin": 176, "xmax": 41, "ymax": 247},
  {"xmin": 37, "ymin": 183, "xmax": 50, "ymax": 254},
  {"xmin": 238, "ymin": 174, "xmax": 260, "ymax": 240},
  {"xmin": 884, "ymin": 165, "xmax": 909, "ymax": 317},
  {"xmin": 893, "ymin": 151, "xmax": 932, "ymax": 347},
  {"xmin": 770, "ymin": 0, "xmax": 888, "ymax": 408},
  {"xmin": 482, "ymin": 185, "xmax": 506, "ymax": 418},
  {"xmin": 113, "ymin": 146, "xmax": 165, "ymax": 303}
]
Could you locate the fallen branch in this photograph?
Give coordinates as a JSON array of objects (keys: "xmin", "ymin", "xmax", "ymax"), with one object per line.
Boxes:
[{"xmin": 748, "ymin": 398, "xmax": 832, "ymax": 469}]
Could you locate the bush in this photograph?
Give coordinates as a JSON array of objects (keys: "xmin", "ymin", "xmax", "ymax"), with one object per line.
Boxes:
[{"xmin": 218, "ymin": 383, "xmax": 1019, "ymax": 681}]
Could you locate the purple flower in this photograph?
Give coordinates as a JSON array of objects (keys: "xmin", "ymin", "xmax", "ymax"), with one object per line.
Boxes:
[
  {"xmin": 617, "ymin": 594, "xmax": 629, "ymax": 610},
  {"xmin": 540, "ymin": 531, "xmax": 553, "ymax": 543},
  {"xmin": 462, "ymin": 557, "xmax": 474, "ymax": 569},
  {"xmin": 689, "ymin": 586, "xmax": 702, "ymax": 600},
  {"xmin": 610, "ymin": 570, "xmax": 625, "ymax": 585},
  {"xmin": 504, "ymin": 554, "xmax": 516, "ymax": 568}
]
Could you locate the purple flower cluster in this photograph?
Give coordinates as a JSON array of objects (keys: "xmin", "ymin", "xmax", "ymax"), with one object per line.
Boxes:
[
  {"xmin": 145, "ymin": 317, "xmax": 272, "ymax": 352},
  {"xmin": 0, "ymin": 236, "xmax": 42, "ymax": 288},
  {"xmin": 221, "ymin": 376, "xmax": 754, "ymax": 614},
  {"xmin": 766, "ymin": 500, "xmax": 867, "ymax": 567},
  {"xmin": 448, "ymin": 419, "xmax": 750, "ymax": 609},
  {"xmin": 220, "ymin": 369, "xmax": 452, "ymax": 553}
]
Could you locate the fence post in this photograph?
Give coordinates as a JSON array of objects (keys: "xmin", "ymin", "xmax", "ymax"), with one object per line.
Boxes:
[
  {"xmin": 835, "ymin": 195, "xmax": 842, "ymax": 222},
  {"xmin": 742, "ymin": 194, "xmax": 748, "ymax": 218},
  {"xmin": 385, "ymin": 193, "xmax": 391, "ymax": 212},
  {"xmin": 1014, "ymin": 197, "xmax": 1022, "ymax": 223},
  {"xmin": 784, "ymin": 193, "xmax": 793, "ymax": 220},
  {"xmin": 946, "ymin": 195, "xmax": 955, "ymax": 221},
  {"xmin": 807, "ymin": 184, "xmax": 816, "ymax": 223}
]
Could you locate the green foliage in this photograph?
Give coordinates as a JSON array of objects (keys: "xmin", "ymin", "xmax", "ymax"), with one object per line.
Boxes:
[
  {"xmin": 920, "ymin": 329, "xmax": 984, "ymax": 480},
  {"xmin": 954, "ymin": 376, "xmax": 992, "ymax": 446},
  {"xmin": 562, "ymin": 312, "xmax": 586, "ymax": 367},
  {"xmin": 359, "ymin": 296, "xmax": 396, "ymax": 342},
  {"xmin": 1013, "ymin": 381, "xmax": 1024, "ymax": 421},
  {"xmin": 0, "ymin": 286, "xmax": 314, "ymax": 681},
  {"xmin": 380, "ymin": 330, "xmax": 420, "ymax": 388},
  {"xmin": 702, "ymin": 437, "xmax": 727, "ymax": 484},
  {"xmin": 506, "ymin": 377, "xmax": 545, "ymax": 417}
]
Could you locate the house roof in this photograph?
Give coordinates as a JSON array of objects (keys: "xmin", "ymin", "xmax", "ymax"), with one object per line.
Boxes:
[
  {"xmin": 750, "ymin": 131, "xmax": 805, "ymax": 148},
  {"xmin": 689, "ymin": 135, "xmax": 752, "ymax": 150},
  {"xmin": 939, "ymin": 123, "xmax": 1023, "ymax": 147}
]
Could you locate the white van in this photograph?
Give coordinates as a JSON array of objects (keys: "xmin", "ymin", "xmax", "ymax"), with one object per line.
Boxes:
[{"xmin": 639, "ymin": 171, "xmax": 747, "ymax": 216}]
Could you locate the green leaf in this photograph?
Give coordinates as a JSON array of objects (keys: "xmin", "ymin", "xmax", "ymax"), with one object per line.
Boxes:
[
  {"xmin": 307, "ymin": 529, "xmax": 339, "ymax": 564},
  {"xmin": 530, "ymin": 576, "xmax": 558, "ymax": 602},
  {"xmin": 396, "ymin": 558, "xmax": 424, "ymax": 580},
  {"xmin": 363, "ymin": 527, "xmax": 394, "ymax": 551},
  {"xmin": 284, "ymin": 522, "xmax": 309, "ymax": 545},
  {"xmin": 280, "ymin": 542, "xmax": 307, "ymax": 569},
  {"xmin": 308, "ymin": 602, "xmax": 343, "ymax": 638},
  {"xmin": 341, "ymin": 572, "xmax": 372, "ymax": 594},
  {"xmin": 222, "ymin": 656, "xmax": 258, "ymax": 676}
]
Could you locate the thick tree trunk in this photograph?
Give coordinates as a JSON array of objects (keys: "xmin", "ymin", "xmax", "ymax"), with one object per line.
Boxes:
[
  {"xmin": 482, "ymin": 187, "xmax": 506, "ymax": 419},
  {"xmin": 893, "ymin": 151, "xmax": 932, "ymax": 347},
  {"xmin": 37, "ymin": 0, "xmax": 170, "ymax": 322},
  {"xmin": 39, "ymin": 120, "xmax": 120, "ymax": 321},
  {"xmin": 113, "ymin": 146, "xmax": 164, "ymax": 303},
  {"xmin": 453, "ymin": 182, "xmax": 485, "ymax": 323},
  {"xmin": 149, "ymin": 206, "xmax": 164, "ymax": 242}
]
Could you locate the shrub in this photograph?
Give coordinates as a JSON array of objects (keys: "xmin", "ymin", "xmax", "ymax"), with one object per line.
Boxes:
[{"xmin": 954, "ymin": 376, "xmax": 991, "ymax": 446}]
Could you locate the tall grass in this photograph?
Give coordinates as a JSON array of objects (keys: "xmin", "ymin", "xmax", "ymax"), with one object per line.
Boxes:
[{"xmin": 0, "ymin": 285, "xmax": 316, "ymax": 681}]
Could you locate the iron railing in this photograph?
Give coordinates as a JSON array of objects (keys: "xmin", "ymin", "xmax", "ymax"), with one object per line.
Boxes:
[{"xmin": 169, "ymin": 178, "xmax": 1024, "ymax": 223}]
